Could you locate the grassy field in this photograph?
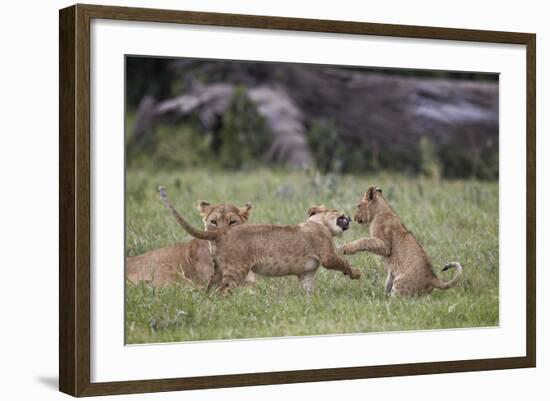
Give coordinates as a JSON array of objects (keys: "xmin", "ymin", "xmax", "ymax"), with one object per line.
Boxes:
[{"xmin": 125, "ymin": 168, "xmax": 499, "ymax": 344}]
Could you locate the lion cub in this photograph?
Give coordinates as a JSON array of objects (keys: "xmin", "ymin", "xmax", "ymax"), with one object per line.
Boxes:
[
  {"xmin": 159, "ymin": 186, "xmax": 361, "ymax": 294},
  {"xmin": 341, "ymin": 186, "xmax": 462, "ymax": 296},
  {"xmin": 126, "ymin": 200, "xmax": 254, "ymax": 287}
]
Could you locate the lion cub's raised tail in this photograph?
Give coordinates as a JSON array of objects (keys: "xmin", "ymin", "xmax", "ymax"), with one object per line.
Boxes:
[
  {"xmin": 158, "ymin": 186, "xmax": 219, "ymax": 241},
  {"xmin": 431, "ymin": 262, "xmax": 463, "ymax": 290}
]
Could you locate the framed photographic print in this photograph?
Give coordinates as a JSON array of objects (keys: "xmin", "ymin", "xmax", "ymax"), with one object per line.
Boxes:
[{"xmin": 59, "ymin": 4, "xmax": 536, "ymax": 397}]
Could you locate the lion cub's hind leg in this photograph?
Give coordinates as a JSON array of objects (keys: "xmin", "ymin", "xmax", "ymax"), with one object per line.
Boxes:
[
  {"xmin": 243, "ymin": 271, "xmax": 258, "ymax": 286},
  {"xmin": 390, "ymin": 277, "xmax": 431, "ymax": 297},
  {"xmin": 384, "ymin": 270, "xmax": 394, "ymax": 295},
  {"xmin": 298, "ymin": 272, "xmax": 316, "ymax": 295},
  {"xmin": 297, "ymin": 257, "xmax": 319, "ymax": 295},
  {"xmin": 389, "ymin": 279, "xmax": 407, "ymax": 297}
]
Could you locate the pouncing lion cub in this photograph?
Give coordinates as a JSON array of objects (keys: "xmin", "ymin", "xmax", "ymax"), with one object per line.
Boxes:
[
  {"xmin": 126, "ymin": 199, "xmax": 255, "ymax": 287},
  {"xmin": 341, "ymin": 185, "xmax": 463, "ymax": 296},
  {"xmin": 159, "ymin": 186, "xmax": 361, "ymax": 294}
]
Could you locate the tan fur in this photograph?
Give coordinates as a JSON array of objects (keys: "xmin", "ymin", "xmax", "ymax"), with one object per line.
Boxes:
[
  {"xmin": 341, "ymin": 186, "xmax": 462, "ymax": 296},
  {"xmin": 159, "ymin": 187, "xmax": 361, "ymax": 294},
  {"xmin": 126, "ymin": 200, "xmax": 255, "ymax": 287}
]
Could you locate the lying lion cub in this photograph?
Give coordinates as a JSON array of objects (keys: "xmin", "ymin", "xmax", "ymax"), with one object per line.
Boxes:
[
  {"xmin": 126, "ymin": 199, "xmax": 254, "ymax": 287},
  {"xmin": 159, "ymin": 186, "xmax": 361, "ymax": 294},
  {"xmin": 341, "ymin": 185, "xmax": 462, "ymax": 296}
]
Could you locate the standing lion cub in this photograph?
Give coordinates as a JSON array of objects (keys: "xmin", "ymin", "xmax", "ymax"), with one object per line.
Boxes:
[
  {"xmin": 126, "ymin": 199, "xmax": 254, "ymax": 287},
  {"xmin": 159, "ymin": 186, "xmax": 361, "ymax": 294},
  {"xmin": 341, "ymin": 185, "xmax": 462, "ymax": 296}
]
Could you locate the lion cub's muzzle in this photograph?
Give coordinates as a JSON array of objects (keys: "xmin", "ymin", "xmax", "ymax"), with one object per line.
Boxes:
[{"xmin": 337, "ymin": 215, "xmax": 351, "ymax": 231}]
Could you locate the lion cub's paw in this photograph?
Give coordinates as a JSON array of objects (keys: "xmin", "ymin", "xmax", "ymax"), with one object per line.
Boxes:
[
  {"xmin": 348, "ymin": 268, "xmax": 361, "ymax": 280},
  {"xmin": 340, "ymin": 245, "xmax": 354, "ymax": 255}
]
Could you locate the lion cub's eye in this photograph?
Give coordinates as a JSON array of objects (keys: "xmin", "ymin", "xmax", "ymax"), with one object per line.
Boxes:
[
  {"xmin": 210, "ymin": 220, "xmax": 217, "ymax": 226},
  {"xmin": 229, "ymin": 220, "xmax": 238, "ymax": 225}
]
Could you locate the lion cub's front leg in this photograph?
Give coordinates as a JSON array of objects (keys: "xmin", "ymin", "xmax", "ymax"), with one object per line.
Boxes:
[
  {"xmin": 206, "ymin": 268, "xmax": 223, "ymax": 292},
  {"xmin": 341, "ymin": 237, "xmax": 391, "ymax": 257},
  {"xmin": 216, "ymin": 264, "xmax": 251, "ymax": 294},
  {"xmin": 320, "ymin": 253, "xmax": 361, "ymax": 279}
]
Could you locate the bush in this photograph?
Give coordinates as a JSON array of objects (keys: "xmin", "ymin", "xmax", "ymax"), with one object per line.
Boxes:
[
  {"xmin": 419, "ymin": 136, "xmax": 442, "ymax": 181},
  {"xmin": 439, "ymin": 144, "xmax": 498, "ymax": 180},
  {"xmin": 153, "ymin": 125, "xmax": 214, "ymax": 169},
  {"xmin": 218, "ymin": 86, "xmax": 271, "ymax": 169},
  {"xmin": 307, "ymin": 119, "xmax": 344, "ymax": 174}
]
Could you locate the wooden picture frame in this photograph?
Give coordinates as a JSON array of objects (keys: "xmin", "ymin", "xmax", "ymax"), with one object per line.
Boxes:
[{"xmin": 59, "ymin": 3, "xmax": 536, "ymax": 397}]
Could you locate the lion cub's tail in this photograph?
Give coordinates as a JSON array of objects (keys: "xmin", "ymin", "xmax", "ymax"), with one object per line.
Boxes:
[
  {"xmin": 432, "ymin": 262, "xmax": 463, "ymax": 290},
  {"xmin": 158, "ymin": 186, "xmax": 219, "ymax": 241}
]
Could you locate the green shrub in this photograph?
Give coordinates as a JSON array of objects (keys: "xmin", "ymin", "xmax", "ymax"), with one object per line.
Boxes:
[
  {"xmin": 439, "ymin": 144, "xmax": 498, "ymax": 180},
  {"xmin": 218, "ymin": 86, "xmax": 271, "ymax": 169},
  {"xmin": 307, "ymin": 119, "xmax": 344, "ymax": 174},
  {"xmin": 419, "ymin": 136, "xmax": 442, "ymax": 181},
  {"xmin": 153, "ymin": 125, "xmax": 213, "ymax": 169},
  {"xmin": 478, "ymin": 148, "xmax": 499, "ymax": 180}
]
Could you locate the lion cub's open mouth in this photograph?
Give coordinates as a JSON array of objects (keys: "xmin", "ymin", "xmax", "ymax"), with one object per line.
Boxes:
[{"xmin": 337, "ymin": 215, "xmax": 351, "ymax": 231}]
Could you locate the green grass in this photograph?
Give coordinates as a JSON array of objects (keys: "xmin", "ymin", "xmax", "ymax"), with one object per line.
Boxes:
[{"xmin": 125, "ymin": 168, "xmax": 499, "ymax": 344}]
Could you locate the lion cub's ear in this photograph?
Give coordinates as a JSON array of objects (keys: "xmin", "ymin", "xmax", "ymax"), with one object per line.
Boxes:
[
  {"xmin": 197, "ymin": 200, "xmax": 212, "ymax": 217},
  {"xmin": 239, "ymin": 202, "xmax": 253, "ymax": 220},
  {"xmin": 364, "ymin": 186, "xmax": 379, "ymax": 201},
  {"xmin": 307, "ymin": 205, "xmax": 326, "ymax": 217}
]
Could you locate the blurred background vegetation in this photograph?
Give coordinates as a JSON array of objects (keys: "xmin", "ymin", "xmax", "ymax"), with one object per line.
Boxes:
[{"xmin": 126, "ymin": 57, "xmax": 498, "ymax": 180}]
